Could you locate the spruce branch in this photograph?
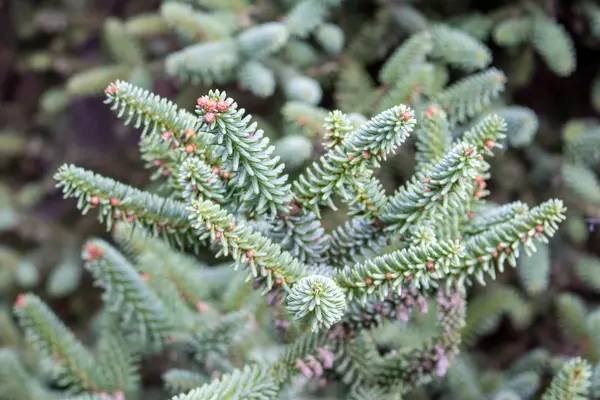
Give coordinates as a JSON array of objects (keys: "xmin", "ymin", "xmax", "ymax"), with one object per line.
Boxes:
[
  {"xmin": 83, "ymin": 239, "xmax": 174, "ymax": 348},
  {"xmin": 54, "ymin": 165, "xmax": 198, "ymax": 249},
  {"xmin": 374, "ymin": 289, "xmax": 466, "ymax": 391},
  {"xmin": 326, "ymin": 217, "xmax": 388, "ymax": 266},
  {"xmin": 382, "ymin": 142, "xmax": 483, "ymax": 234},
  {"xmin": 105, "ymin": 80, "xmax": 201, "ymax": 140},
  {"xmin": 13, "ymin": 294, "xmax": 100, "ymax": 393},
  {"xmin": 414, "ymin": 106, "xmax": 452, "ymax": 170},
  {"xmin": 323, "ymin": 110, "xmax": 354, "ymax": 149},
  {"xmin": 164, "ymin": 369, "xmax": 207, "ymax": 393},
  {"xmin": 334, "ymin": 240, "xmax": 463, "ymax": 303},
  {"xmin": 287, "ymin": 275, "xmax": 347, "ymax": 332},
  {"xmin": 434, "ymin": 68, "xmax": 506, "ymax": 126},
  {"xmin": 94, "ymin": 331, "xmax": 140, "ymax": 397},
  {"xmin": 542, "ymin": 357, "xmax": 592, "ymax": 400},
  {"xmin": 187, "ymin": 199, "xmax": 306, "ymax": 291},
  {"xmin": 271, "ymin": 211, "xmax": 330, "ymax": 265},
  {"xmin": 176, "ymin": 156, "xmax": 227, "ymax": 204},
  {"xmin": 293, "ymin": 105, "xmax": 416, "ymax": 215},
  {"xmin": 236, "ymin": 22, "xmax": 289, "ymax": 59},
  {"xmin": 430, "ymin": 24, "xmax": 492, "ymax": 71},
  {"xmin": 196, "ymin": 90, "xmax": 292, "ymax": 217},
  {"xmin": 379, "ymin": 31, "xmax": 433, "ymax": 85},
  {"xmin": 171, "ymin": 364, "xmax": 279, "ymax": 400},
  {"xmin": 112, "ymin": 222, "xmax": 212, "ymax": 310},
  {"xmin": 165, "ymin": 39, "xmax": 240, "ymax": 84},
  {"xmin": 458, "ymin": 199, "xmax": 566, "ymax": 286}
]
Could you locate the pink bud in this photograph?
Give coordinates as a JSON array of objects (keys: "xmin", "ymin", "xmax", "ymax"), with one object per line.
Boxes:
[
  {"xmin": 296, "ymin": 359, "xmax": 313, "ymax": 379},
  {"xmin": 306, "ymin": 355, "xmax": 323, "ymax": 377},
  {"xmin": 397, "ymin": 305, "xmax": 409, "ymax": 322},
  {"xmin": 317, "ymin": 348, "xmax": 334, "ymax": 369},
  {"xmin": 435, "ymin": 354, "xmax": 449, "ymax": 377}
]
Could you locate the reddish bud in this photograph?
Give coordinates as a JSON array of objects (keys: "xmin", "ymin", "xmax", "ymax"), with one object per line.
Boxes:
[
  {"xmin": 212, "ymin": 167, "xmax": 221, "ymax": 175},
  {"xmin": 15, "ymin": 294, "xmax": 26, "ymax": 308},
  {"xmin": 385, "ymin": 272, "xmax": 393, "ymax": 280},
  {"xmin": 204, "ymin": 111, "xmax": 216, "ymax": 123},
  {"xmin": 127, "ymin": 215, "xmax": 135, "ymax": 223},
  {"xmin": 274, "ymin": 278, "xmax": 283, "ymax": 286},
  {"xmin": 464, "ymin": 148, "xmax": 473, "ymax": 156},
  {"xmin": 161, "ymin": 168, "xmax": 170, "ymax": 176},
  {"xmin": 477, "ymin": 256, "xmax": 485, "ymax": 263},
  {"xmin": 246, "ymin": 249, "xmax": 254, "ymax": 259},
  {"xmin": 161, "ymin": 131, "xmax": 173, "ymax": 141},
  {"xmin": 110, "ymin": 197, "xmax": 120, "ymax": 207},
  {"xmin": 496, "ymin": 244, "xmax": 504, "ymax": 252},
  {"xmin": 184, "ymin": 128, "xmax": 195, "ymax": 139},
  {"xmin": 105, "ymin": 84, "xmax": 118, "ymax": 95},
  {"xmin": 467, "ymin": 211, "xmax": 475, "ymax": 219},
  {"xmin": 196, "ymin": 301, "xmax": 210, "ymax": 313},
  {"xmin": 222, "ymin": 171, "xmax": 232, "ymax": 179},
  {"xmin": 424, "ymin": 106, "xmax": 437, "ymax": 118},
  {"xmin": 477, "ymin": 155, "xmax": 484, "ymax": 161},
  {"xmin": 140, "ymin": 273, "xmax": 150, "ymax": 281},
  {"xmin": 90, "ymin": 195, "xmax": 100, "ymax": 208},
  {"xmin": 474, "ymin": 191, "xmax": 483, "ymax": 199},
  {"xmin": 196, "ymin": 97, "xmax": 208, "ymax": 108},
  {"xmin": 535, "ymin": 224, "xmax": 544, "ymax": 232},
  {"xmin": 422, "ymin": 177, "xmax": 432, "ymax": 184},
  {"xmin": 365, "ymin": 278, "xmax": 374, "ymax": 286},
  {"xmin": 484, "ymin": 139, "xmax": 495, "ymax": 149},
  {"xmin": 400, "ymin": 111, "xmax": 412, "ymax": 121},
  {"xmin": 426, "ymin": 261, "xmax": 435, "ymax": 272},
  {"xmin": 153, "ymin": 160, "xmax": 162, "ymax": 167},
  {"xmin": 205, "ymin": 99, "xmax": 217, "ymax": 111},
  {"xmin": 362, "ymin": 151, "xmax": 370, "ymax": 159},
  {"xmin": 492, "ymin": 252, "xmax": 498, "ymax": 259},
  {"xmin": 520, "ymin": 236, "xmax": 528, "ymax": 242},
  {"xmin": 424, "ymin": 187, "xmax": 431, "ymax": 192},
  {"xmin": 216, "ymin": 100, "xmax": 229, "ymax": 113},
  {"xmin": 185, "ymin": 144, "xmax": 195, "ymax": 153},
  {"xmin": 406, "ymin": 273, "xmax": 414, "ymax": 281}
]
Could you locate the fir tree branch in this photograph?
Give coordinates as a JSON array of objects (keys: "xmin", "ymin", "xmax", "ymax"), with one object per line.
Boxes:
[
  {"xmin": 195, "ymin": 90, "xmax": 292, "ymax": 217},
  {"xmin": 54, "ymin": 164, "xmax": 199, "ymax": 249},
  {"xmin": 457, "ymin": 199, "xmax": 566, "ymax": 286},
  {"xmin": 293, "ymin": 105, "xmax": 416, "ymax": 216},
  {"xmin": 13, "ymin": 294, "xmax": 100, "ymax": 393},
  {"xmin": 187, "ymin": 199, "xmax": 307, "ymax": 292},
  {"xmin": 83, "ymin": 239, "xmax": 174, "ymax": 348},
  {"xmin": 334, "ymin": 240, "xmax": 463, "ymax": 303}
]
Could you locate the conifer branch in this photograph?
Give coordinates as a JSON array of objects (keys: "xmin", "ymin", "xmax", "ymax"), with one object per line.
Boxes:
[
  {"xmin": 83, "ymin": 239, "xmax": 174, "ymax": 348},
  {"xmin": 334, "ymin": 240, "xmax": 463, "ymax": 303},
  {"xmin": 457, "ymin": 199, "xmax": 566, "ymax": 286},
  {"xmin": 293, "ymin": 105, "xmax": 416, "ymax": 215},
  {"xmin": 187, "ymin": 199, "xmax": 306, "ymax": 291},
  {"xmin": 13, "ymin": 294, "xmax": 100, "ymax": 393},
  {"xmin": 54, "ymin": 165, "xmax": 199, "ymax": 249},
  {"xmin": 196, "ymin": 90, "xmax": 292, "ymax": 217}
]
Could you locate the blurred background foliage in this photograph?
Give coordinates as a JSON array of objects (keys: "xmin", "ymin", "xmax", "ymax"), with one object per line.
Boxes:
[{"xmin": 2, "ymin": 0, "xmax": 600, "ymax": 398}]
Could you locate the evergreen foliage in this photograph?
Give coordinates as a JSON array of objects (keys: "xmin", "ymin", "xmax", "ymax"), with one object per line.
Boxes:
[{"xmin": 5, "ymin": 0, "xmax": 600, "ymax": 399}]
